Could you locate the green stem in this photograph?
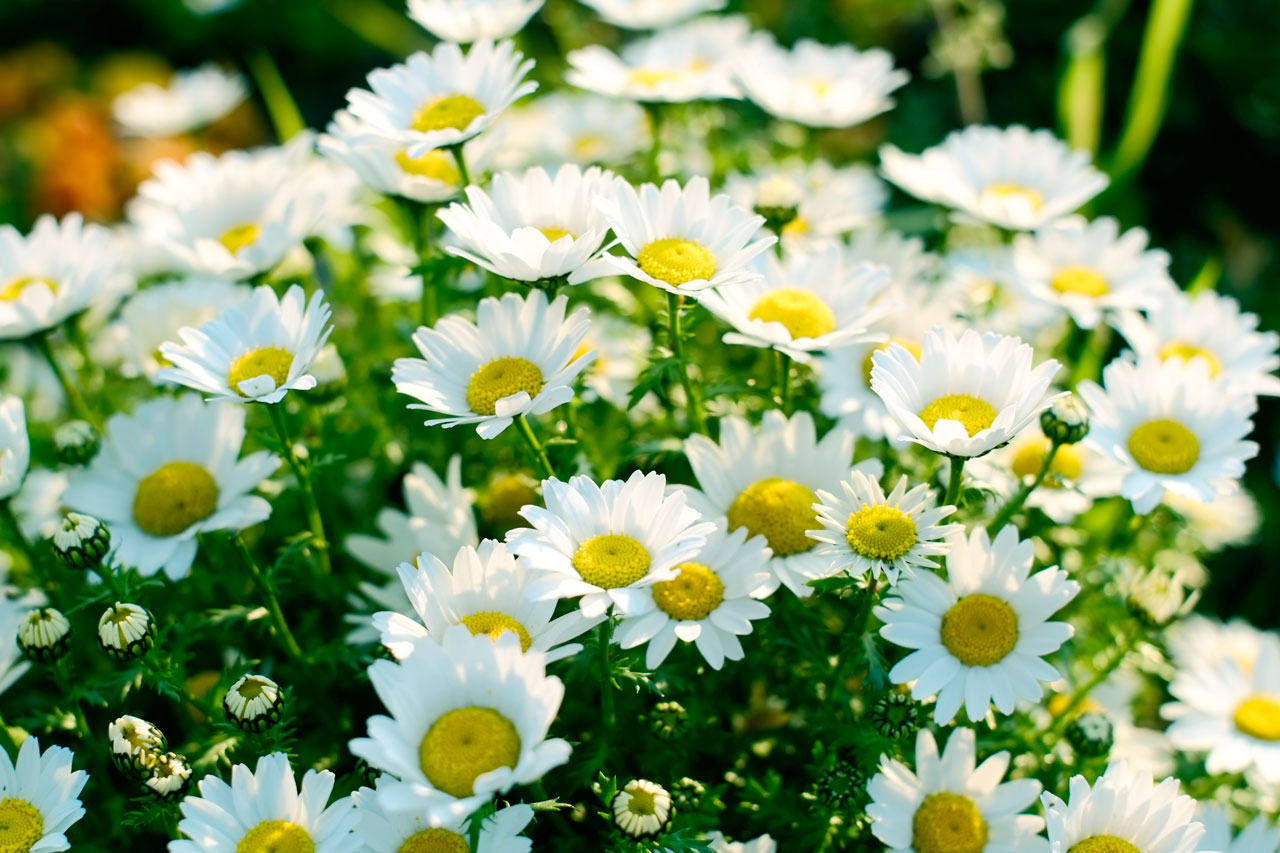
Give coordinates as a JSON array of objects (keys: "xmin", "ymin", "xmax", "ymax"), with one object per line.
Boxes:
[
  {"xmin": 1051, "ymin": 626, "xmax": 1141, "ymax": 733},
  {"xmin": 267, "ymin": 405, "xmax": 331, "ymax": 574},
  {"xmin": 667, "ymin": 292, "xmax": 708, "ymax": 434},
  {"xmin": 34, "ymin": 332, "xmax": 98, "ymax": 428},
  {"xmin": 515, "ymin": 415, "xmax": 556, "ymax": 481},
  {"xmin": 987, "ymin": 442, "xmax": 1062, "ymax": 535},
  {"xmin": 52, "ymin": 660, "xmax": 92, "ymax": 743},
  {"xmin": 775, "ymin": 350, "xmax": 792, "ymax": 414},
  {"xmin": 234, "ymin": 535, "xmax": 304, "ymax": 660},
  {"xmin": 941, "ymin": 456, "xmax": 966, "ymax": 508},
  {"xmin": 598, "ymin": 619, "xmax": 616, "ymax": 733},
  {"xmin": 0, "ymin": 711, "xmax": 19, "ymax": 760},
  {"xmin": 448, "ymin": 144, "xmax": 472, "ymax": 187},
  {"xmin": 247, "ymin": 50, "xmax": 306, "ymax": 141}
]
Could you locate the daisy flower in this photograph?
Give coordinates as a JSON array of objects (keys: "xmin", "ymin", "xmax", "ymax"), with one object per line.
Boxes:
[
  {"xmin": 1, "ymin": 394, "xmax": 29, "ymax": 500},
  {"xmin": 112, "ymin": 63, "xmax": 247, "ymax": 137},
  {"xmin": 374, "ymin": 539, "xmax": 601, "ymax": 662},
  {"xmin": 1197, "ymin": 803, "xmax": 1280, "ymax": 853},
  {"xmin": 811, "ymin": 471, "xmax": 961, "ymax": 584},
  {"xmin": 392, "ymin": 290, "xmax": 594, "ymax": 438},
  {"xmin": 1165, "ymin": 615, "xmax": 1271, "ymax": 676},
  {"xmin": 343, "ymin": 40, "xmax": 536, "ymax": 159},
  {"xmin": 318, "ymin": 110, "xmax": 468, "ymax": 204},
  {"xmin": 172, "ymin": 752, "xmax": 358, "ymax": 853},
  {"xmin": 880, "ymin": 125, "xmax": 1109, "ymax": 231},
  {"xmin": 1041, "ymin": 761, "xmax": 1204, "ymax": 853},
  {"xmin": 407, "ymin": 0, "xmax": 545, "ymax": 42},
  {"xmin": 707, "ymin": 833, "xmax": 777, "ymax": 853},
  {"xmin": 941, "ymin": 246, "xmax": 1059, "ymax": 338},
  {"xmin": 734, "ymin": 36, "xmax": 909, "ymax": 128},
  {"xmin": 682, "ymin": 410, "xmax": 883, "ymax": 597},
  {"xmin": 590, "ymin": 176, "xmax": 774, "ymax": 294},
  {"xmin": 1011, "ymin": 216, "xmax": 1174, "ymax": 329},
  {"xmin": 508, "ymin": 470, "xmax": 714, "ymax": 618},
  {"xmin": 615, "ymin": 521, "xmax": 772, "ymax": 670},
  {"xmin": 436, "ymin": 164, "xmax": 616, "ymax": 283},
  {"xmin": 723, "ymin": 160, "xmax": 887, "ymax": 243},
  {"xmin": 694, "ymin": 242, "xmax": 892, "ymax": 362},
  {"xmin": 349, "ymin": 624, "xmax": 571, "ymax": 817},
  {"xmin": 580, "ymin": 0, "xmax": 726, "ymax": 29},
  {"xmin": 846, "ymin": 228, "xmax": 937, "ymax": 290},
  {"xmin": 0, "ymin": 737, "xmax": 88, "ymax": 853},
  {"xmin": 354, "ymin": 776, "xmax": 535, "ymax": 853},
  {"xmin": 875, "ymin": 526, "xmax": 1080, "ymax": 724},
  {"xmin": 1077, "ymin": 357, "xmax": 1258, "ymax": 514},
  {"xmin": 64, "ymin": 394, "xmax": 280, "ymax": 579},
  {"xmin": 867, "ymin": 727, "xmax": 1048, "ymax": 853},
  {"xmin": 493, "ymin": 92, "xmax": 649, "ymax": 169}
]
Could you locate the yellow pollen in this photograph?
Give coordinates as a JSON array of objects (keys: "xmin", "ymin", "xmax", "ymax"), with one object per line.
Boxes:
[
  {"xmin": 912, "ymin": 792, "xmax": 989, "ymax": 853},
  {"xmin": 1234, "ymin": 695, "xmax": 1280, "ymax": 741},
  {"xmin": 919, "ymin": 394, "xmax": 998, "ymax": 436},
  {"xmin": 781, "ymin": 216, "xmax": 810, "ymax": 237},
  {"xmin": 419, "ymin": 706, "xmax": 521, "ymax": 798},
  {"xmin": 227, "ymin": 346, "xmax": 294, "ymax": 396},
  {"xmin": 412, "ymin": 94, "xmax": 485, "ymax": 133},
  {"xmin": 465, "ymin": 357, "xmax": 544, "ymax": 416},
  {"xmin": 627, "ymin": 68, "xmax": 682, "ymax": 87},
  {"xmin": 652, "ymin": 562, "xmax": 724, "ymax": 621},
  {"xmin": 219, "ymin": 223, "xmax": 261, "ymax": 255},
  {"xmin": 1011, "ymin": 439, "xmax": 1083, "ymax": 485},
  {"xmin": 846, "ymin": 504, "xmax": 917, "ymax": 560},
  {"xmin": 459, "ymin": 610, "xmax": 532, "ymax": 652},
  {"xmin": 1067, "ymin": 837, "xmax": 1141, "ymax": 853},
  {"xmin": 1052, "ymin": 266, "xmax": 1109, "ymax": 297},
  {"xmin": 399, "ymin": 828, "xmax": 470, "ymax": 853},
  {"xmin": 1048, "ymin": 692, "xmax": 1102, "ymax": 718},
  {"xmin": 1127, "ymin": 419, "xmax": 1199, "ymax": 475},
  {"xmin": 482, "ymin": 474, "xmax": 539, "ymax": 526},
  {"xmin": 395, "ymin": 148, "xmax": 461, "ymax": 184},
  {"xmin": 538, "ymin": 226, "xmax": 574, "ymax": 243},
  {"xmin": 0, "ymin": 797, "xmax": 44, "ymax": 853},
  {"xmin": 727, "ymin": 478, "xmax": 819, "ymax": 557},
  {"xmin": 236, "ymin": 820, "xmax": 314, "ymax": 853},
  {"xmin": 748, "ymin": 288, "xmax": 836, "ymax": 340},
  {"xmin": 983, "ymin": 183, "xmax": 1044, "ymax": 211},
  {"xmin": 803, "ymin": 77, "xmax": 833, "ymax": 96},
  {"xmin": 941, "ymin": 594, "xmax": 1019, "ymax": 667},
  {"xmin": 1159, "ymin": 341, "xmax": 1221, "ymax": 376},
  {"xmin": 1, "ymin": 277, "xmax": 55, "ymax": 301},
  {"xmin": 133, "ymin": 461, "xmax": 219, "ymax": 537},
  {"xmin": 572, "ymin": 534, "xmax": 651, "ymax": 589},
  {"xmin": 637, "ymin": 238, "xmax": 717, "ymax": 287},
  {"xmin": 573, "ymin": 134, "xmax": 604, "ymax": 159},
  {"xmin": 863, "ymin": 338, "xmax": 923, "ymax": 385}
]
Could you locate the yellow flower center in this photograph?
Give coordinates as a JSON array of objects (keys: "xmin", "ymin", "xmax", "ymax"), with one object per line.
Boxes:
[
  {"xmin": 983, "ymin": 183, "xmax": 1043, "ymax": 211},
  {"xmin": 395, "ymin": 148, "xmax": 461, "ymax": 183},
  {"xmin": 465, "ymin": 357, "xmax": 544, "ymax": 416},
  {"xmin": 748, "ymin": 288, "xmax": 837, "ymax": 340},
  {"xmin": 1127, "ymin": 419, "xmax": 1199, "ymax": 475},
  {"xmin": 482, "ymin": 474, "xmax": 538, "ymax": 525},
  {"xmin": 627, "ymin": 68, "xmax": 682, "ymax": 87},
  {"xmin": 846, "ymin": 504, "xmax": 918, "ymax": 560},
  {"xmin": 636, "ymin": 238, "xmax": 717, "ymax": 287},
  {"xmin": 941, "ymin": 594, "xmax": 1019, "ymax": 667},
  {"xmin": 538, "ymin": 226, "xmax": 574, "ymax": 243},
  {"xmin": 237, "ymin": 820, "xmax": 314, "ymax": 853},
  {"xmin": 419, "ymin": 706, "xmax": 521, "ymax": 798},
  {"xmin": 412, "ymin": 94, "xmax": 485, "ymax": 133},
  {"xmin": 1047, "ymin": 692, "xmax": 1102, "ymax": 718},
  {"xmin": 781, "ymin": 216, "xmax": 809, "ymax": 237},
  {"xmin": 626, "ymin": 788, "xmax": 658, "ymax": 815},
  {"xmin": 573, "ymin": 134, "xmax": 604, "ymax": 159},
  {"xmin": 1159, "ymin": 341, "xmax": 1221, "ymax": 376},
  {"xmin": 219, "ymin": 223, "xmax": 261, "ymax": 255},
  {"xmin": 1067, "ymin": 837, "xmax": 1141, "ymax": 853},
  {"xmin": 227, "ymin": 346, "xmax": 295, "ymax": 396},
  {"xmin": 459, "ymin": 610, "xmax": 532, "ymax": 652},
  {"xmin": 863, "ymin": 338, "xmax": 923, "ymax": 385},
  {"xmin": 0, "ymin": 797, "xmax": 44, "ymax": 853},
  {"xmin": 727, "ymin": 477, "xmax": 819, "ymax": 557},
  {"xmin": 1051, "ymin": 266, "xmax": 1109, "ymax": 297},
  {"xmin": 912, "ymin": 792, "xmax": 989, "ymax": 853},
  {"xmin": 399, "ymin": 828, "xmax": 470, "ymax": 853},
  {"xmin": 572, "ymin": 534, "xmax": 651, "ymax": 589},
  {"xmin": 133, "ymin": 461, "xmax": 219, "ymax": 537},
  {"xmin": 1234, "ymin": 695, "xmax": 1280, "ymax": 741},
  {"xmin": 919, "ymin": 394, "xmax": 998, "ymax": 436},
  {"xmin": 1010, "ymin": 439, "xmax": 1083, "ymax": 486},
  {"xmin": 235, "ymin": 676, "xmax": 272, "ymax": 701},
  {"xmin": 652, "ymin": 562, "xmax": 724, "ymax": 621},
  {"xmin": 0, "ymin": 277, "xmax": 55, "ymax": 301}
]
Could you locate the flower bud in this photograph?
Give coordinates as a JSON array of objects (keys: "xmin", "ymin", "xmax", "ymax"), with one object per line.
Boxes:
[
  {"xmin": 50, "ymin": 513, "xmax": 110, "ymax": 570},
  {"xmin": 98, "ymin": 602, "xmax": 155, "ymax": 661},
  {"xmin": 869, "ymin": 692, "xmax": 921, "ymax": 739},
  {"xmin": 144, "ymin": 752, "xmax": 193, "ymax": 801},
  {"xmin": 53, "ymin": 420, "xmax": 100, "ymax": 465},
  {"xmin": 1040, "ymin": 395, "xmax": 1090, "ymax": 445},
  {"xmin": 813, "ymin": 759, "xmax": 865, "ymax": 808},
  {"xmin": 224, "ymin": 673, "xmax": 284, "ymax": 733},
  {"xmin": 1065, "ymin": 712, "xmax": 1114, "ymax": 757},
  {"xmin": 612, "ymin": 779, "xmax": 672, "ymax": 838},
  {"xmin": 109, "ymin": 715, "xmax": 165, "ymax": 777},
  {"xmin": 649, "ymin": 700, "xmax": 688, "ymax": 741},
  {"xmin": 17, "ymin": 607, "xmax": 72, "ymax": 662}
]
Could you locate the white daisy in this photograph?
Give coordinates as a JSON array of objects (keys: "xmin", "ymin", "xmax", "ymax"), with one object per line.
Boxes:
[
  {"xmin": 1041, "ymin": 761, "xmax": 1204, "ymax": 853},
  {"xmin": 112, "ymin": 63, "xmax": 247, "ymax": 137},
  {"xmin": 1197, "ymin": 803, "xmax": 1280, "ymax": 853},
  {"xmin": 408, "ymin": 0, "xmax": 544, "ymax": 42},
  {"xmin": 64, "ymin": 394, "xmax": 280, "ymax": 579},
  {"xmin": 580, "ymin": 0, "xmax": 726, "ymax": 29},
  {"xmin": 867, "ymin": 727, "xmax": 1048, "ymax": 853},
  {"xmin": 1165, "ymin": 615, "xmax": 1271, "ymax": 676},
  {"xmin": 353, "ymin": 776, "xmax": 534, "ymax": 853},
  {"xmin": 846, "ymin": 228, "xmax": 938, "ymax": 290},
  {"xmin": 880, "ymin": 125, "xmax": 1109, "ymax": 231},
  {"xmin": 157, "ymin": 283, "xmax": 332, "ymax": 404},
  {"xmin": 507, "ymin": 470, "xmax": 714, "ymax": 618},
  {"xmin": 349, "ymin": 624, "xmax": 571, "ymax": 817},
  {"xmin": 723, "ymin": 160, "xmax": 887, "ymax": 243},
  {"xmin": 318, "ymin": 110, "xmax": 468, "ymax": 204},
  {"xmin": 875, "ymin": 525, "xmax": 1080, "ymax": 724},
  {"xmin": 707, "ymin": 833, "xmax": 777, "ymax": 853},
  {"xmin": 1, "ymin": 394, "xmax": 29, "ymax": 501},
  {"xmin": 171, "ymin": 752, "xmax": 358, "ymax": 853},
  {"xmin": 491, "ymin": 92, "xmax": 650, "ymax": 169},
  {"xmin": 0, "ymin": 737, "xmax": 88, "ymax": 853},
  {"xmin": 1077, "ymin": 357, "xmax": 1258, "ymax": 514},
  {"xmin": 682, "ymin": 410, "xmax": 883, "ymax": 598},
  {"xmin": 940, "ymin": 246, "xmax": 1059, "ymax": 340}
]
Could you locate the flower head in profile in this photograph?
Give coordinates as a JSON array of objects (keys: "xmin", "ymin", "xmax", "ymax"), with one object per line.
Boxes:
[
  {"xmin": 580, "ymin": 0, "xmax": 725, "ymax": 29},
  {"xmin": 318, "ymin": 110, "xmax": 472, "ymax": 204},
  {"xmin": 0, "ymin": 394, "xmax": 30, "ymax": 500},
  {"xmin": 723, "ymin": 160, "xmax": 887, "ymax": 243},
  {"xmin": 407, "ymin": 0, "xmax": 544, "ymax": 42},
  {"xmin": 112, "ymin": 63, "xmax": 247, "ymax": 137}
]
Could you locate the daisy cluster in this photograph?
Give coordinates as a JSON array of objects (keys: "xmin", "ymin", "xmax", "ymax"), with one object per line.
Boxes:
[{"xmin": 0, "ymin": 0, "xmax": 1278, "ymax": 850}]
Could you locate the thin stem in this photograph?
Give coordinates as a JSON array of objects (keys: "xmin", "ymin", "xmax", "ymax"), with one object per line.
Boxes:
[
  {"xmin": 234, "ymin": 535, "xmax": 304, "ymax": 660},
  {"xmin": 775, "ymin": 350, "xmax": 792, "ymax": 414},
  {"xmin": 598, "ymin": 619, "xmax": 616, "ymax": 733},
  {"xmin": 267, "ymin": 405, "xmax": 331, "ymax": 574},
  {"xmin": 0, "ymin": 711, "xmax": 19, "ymax": 761},
  {"xmin": 988, "ymin": 442, "xmax": 1063, "ymax": 535},
  {"xmin": 930, "ymin": 0, "xmax": 988, "ymax": 124},
  {"xmin": 34, "ymin": 332, "xmax": 98, "ymax": 427},
  {"xmin": 941, "ymin": 456, "xmax": 966, "ymax": 508},
  {"xmin": 52, "ymin": 660, "xmax": 93, "ymax": 743},
  {"xmin": 1051, "ymin": 626, "xmax": 1141, "ymax": 733},
  {"xmin": 515, "ymin": 415, "xmax": 556, "ymax": 481},
  {"xmin": 448, "ymin": 144, "xmax": 472, "ymax": 187},
  {"xmin": 667, "ymin": 292, "xmax": 708, "ymax": 435}
]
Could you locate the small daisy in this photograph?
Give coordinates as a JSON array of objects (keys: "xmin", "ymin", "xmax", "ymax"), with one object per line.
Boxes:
[
  {"xmin": 615, "ymin": 521, "xmax": 772, "ymax": 670},
  {"xmin": 354, "ymin": 776, "xmax": 535, "ymax": 853},
  {"xmin": 508, "ymin": 470, "xmax": 714, "ymax": 618},
  {"xmin": 880, "ymin": 125, "xmax": 1109, "ymax": 231},
  {"xmin": 867, "ymin": 727, "xmax": 1048, "ymax": 853},
  {"xmin": 846, "ymin": 228, "xmax": 938, "ymax": 290},
  {"xmin": 64, "ymin": 394, "xmax": 280, "ymax": 579},
  {"xmin": 1165, "ymin": 615, "xmax": 1270, "ymax": 676},
  {"xmin": 683, "ymin": 410, "xmax": 883, "ymax": 597},
  {"xmin": 734, "ymin": 36, "xmax": 909, "ymax": 128},
  {"xmin": 157, "ymin": 283, "xmax": 333, "ymax": 403},
  {"xmin": 408, "ymin": 0, "xmax": 545, "ymax": 42},
  {"xmin": 1041, "ymin": 761, "xmax": 1204, "ymax": 853},
  {"xmin": 723, "ymin": 160, "xmax": 887, "ymax": 242},
  {"xmin": 493, "ymin": 92, "xmax": 649, "ymax": 169},
  {"xmin": 694, "ymin": 242, "xmax": 891, "ymax": 362},
  {"xmin": 1197, "ymin": 803, "xmax": 1280, "ymax": 853},
  {"xmin": 940, "ymin": 246, "xmax": 1059, "ymax": 339},
  {"xmin": 613, "ymin": 779, "xmax": 672, "ymax": 838},
  {"xmin": 707, "ymin": 833, "xmax": 777, "ymax": 853},
  {"xmin": 373, "ymin": 539, "xmax": 601, "ymax": 662},
  {"xmin": 112, "ymin": 63, "xmax": 247, "ymax": 137},
  {"xmin": 580, "ymin": 0, "xmax": 726, "ymax": 29},
  {"xmin": 1, "ymin": 394, "xmax": 29, "ymax": 500},
  {"xmin": 590, "ymin": 176, "xmax": 774, "ymax": 294},
  {"xmin": 392, "ymin": 290, "xmax": 594, "ymax": 438},
  {"xmin": 871, "ymin": 325, "xmax": 1063, "ymax": 458},
  {"xmin": 349, "ymin": 624, "xmax": 571, "ymax": 817},
  {"xmin": 343, "ymin": 40, "xmax": 536, "ymax": 159},
  {"xmin": 811, "ymin": 471, "xmax": 960, "ymax": 584},
  {"xmin": 1011, "ymin": 216, "xmax": 1174, "ymax": 329},
  {"xmin": 171, "ymin": 752, "xmax": 359, "ymax": 853},
  {"xmin": 875, "ymin": 525, "xmax": 1080, "ymax": 724},
  {"xmin": 0, "ymin": 737, "xmax": 89, "ymax": 853},
  {"xmin": 1077, "ymin": 357, "xmax": 1258, "ymax": 514}
]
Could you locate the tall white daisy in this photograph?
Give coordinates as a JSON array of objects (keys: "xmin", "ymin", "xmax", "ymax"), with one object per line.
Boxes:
[
  {"xmin": 723, "ymin": 160, "xmax": 887, "ymax": 243},
  {"xmin": 1041, "ymin": 761, "xmax": 1204, "ymax": 853},
  {"xmin": 318, "ymin": 110, "xmax": 470, "ymax": 204},
  {"xmin": 492, "ymin": 92, "xmax": 650, "ymax": 169},
  {"xmin": 354, "ymin": 776, "xmax": 535, "ymax": 853},
  {"xmin": 1, "ymin": 395, "xmax": 29, "ymax": 501},
  {"xmin": 407, "ymin": 0, "xmax": 544, "ymax": 42},
  {"xmin": 579, "ymin": 0, "xmax": 726, "ymax": 29},
  {"xmin": 0, "ymin": 737, "xmax": 88, "ymax": 853},
  {"xmin": 1197, "ymin": 803, "xmax": 1280, "ymax": 853},
  {"xmin": 112, "ymin": 63, "xmax": 247, "ymax": 137}
]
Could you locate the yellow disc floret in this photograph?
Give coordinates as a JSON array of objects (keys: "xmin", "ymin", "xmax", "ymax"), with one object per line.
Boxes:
[
  {"xmin": 652, "ymin": 562, "xmax": 724, "ymax": 621},
  {"xmin": 133, "ymin": 461, "xmax": 219, "ymax": 537},
  {"xmin": 1010, "ymin": 439, "xmax": 1083, "ymax": 485},
  {"xmin": 1234, "ymin": 695, "xmax": 1280, "ymax": 741},
  {"xmin": 419, "ymin": 706, "xmax": 521, "ymax": 798},
  {"xmin": 1067, "ymin": 837, "xmax": 1141, "ymax": 853},
  {"xmin": 481, "ymin": 474, "xmax": 539, "ymax": 526},
  {"xmin": 1127, "ymin": 419, "xmax": 1199, "ymax": 475},
  {"xmin": 465, "ymin": 357, "xmax": 544, "ymax": 416},
  {"xmin": 941, "ymin": 594, "xmax": 1019, "ymax": 667},
  {"xmin": 919, "ymin": 394, "xmax": 998, "ymax": 436},
  {"xmin": 728, "ymin": 478, "xmax": 820, "ymax": 557},
  {"xmin": 399, "ymin": 828, "xmax": 471, "ymax": 853},
  {"xmin": 863, "ymin": 337, "xmax": 923, "ymax": 384},
  {"xmin": 572, "ymin": 534, "xmax": 651, "ymax": 589},
  {"xmin": 911, "ymin": 792, "xmax": 989, "ymax": 853},
  {"xmin": 412, "ymin": 94, "xmax": 485, "ymax": 133},
  {"xmin": 846, "ymin": 504, "xmax": 917, "ymax": 561},
  {"xmin": 1159, "ymin": 341, "xmax": 1221, "ymax": 376},
  {"xmin": 983, "ymin": 183, "xmax": 1044, "ymax": 211},
  {"xmin": 1, "ymin": 277, "xmax": 55, "ymax": 301},
  {"xmin": 219, "ymin": 223, "xmax": 261, "ymax": 255},
  {"xmin": 637, "ymin": 238, "xmax": 717, "ymax": 287},
  {"xmin": 237, "ymin": 820, "xmax": 314, "ymax": 853},
  {"xmin": 628, "ymin": 68, "xmax": 682, "ymax": 88},
  {"xmin": 395, "ymin": 149, "xmax": 461, "ymax": 183},
  {"xmin": 748, "ymin": 289, "xmax": 837, "ymax": 340},
  {"xmin": 1052, "ymin": 266, "xmax": 1109, "ymax": 297},
  {"xmin": 460, "ymin": 610, "xmax": 533, "ymax": 652},
  {"xmin": 228, "ymin": 346, "xmax": 295, "ymax": 396},
  {"xmin": 538, "ymin": 227, "xmax": 574, "ymax": 243},
  {"xmin": 0, "ymin": 797, "xmax": 44, "ymax": 853}
]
